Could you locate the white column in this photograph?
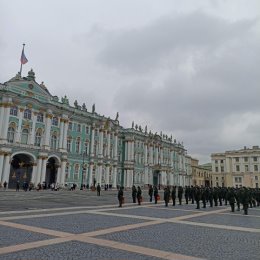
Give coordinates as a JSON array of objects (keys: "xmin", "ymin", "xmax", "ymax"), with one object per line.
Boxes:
[
  {"xmin": 62, "ymin": 121, "xmax": 68, "ymax": 149},
  {"xmin": 149, "ymin": 145, "xmax": 153, "ymax": 165},
  {"xmin": 36, "ymin": 158, "xmax": 42, "ymax": 184},
  {"xmin": 59, "ymin": 119, "xmax": 64, "ymax": 149},
  {"xmin": 2, "ymin": 106, "xmax": 11, "ymax": 141},
  {"xmin": 144, "ymin": 144, "xmax": 148, "ymax": 164},
  {"xmin": 170, "ymin": 150, "xmax": 173, "ymax": 167},
  {"xmin": 90, "ymin": 126, "xmax": 95, "ymax": 156},
  {"xmin": 144, "ymin": 167, "xmax": 149, "ymax": 184},
  {"xmin": 114, "ymin": 132, "xmax": 118, "ymax": 161},
  {"xmin": 98, "ymin": 129, "xmax": 104, "ymax": 158},
  {"xmin": 0, "ymin": 154, "xmax": 4, "ymax": 182},
  {"xmin": 155, "ymin": 146, "xmax": 159, "ymax": 164},
  {"xmin": 31, "ymin": 163, "xmax": 37, "ymax": 184},
  {"xmin": 105, "ymin": 165, "xmax": 110, "ymax": 184},
  {"xmin": 0, "ymin": 105, "xmax": 5, "ymax": 138},
  {"xmin": 30, "ymin": 113, "xmax": 37, "ymax": 145},
  {"xmin": 88, "ymin": 163, "xmax": 93, "ymax": 187},
  {"xmin": 97, "ymin": 164, "xmax": 102, "ymax": 184},
  {"xmin": 44, "ymin": 114, "xmax": 52, "ymax": 147},
  {"xmin": 60, "ymin": 160, "xmax": 66, "ymax": 186},
  {"xmin": 40, "ymin": 158, "xmax": 47, "ymax": 183},
  {"xmin": 16, "ymin": 108, "xmax": 23, "ymax": 143},
  {"xmin": 2, "ymin": 154, "xmax": 11, "ymax": 183},
  {"xmin": 56, "ymin": 166, "xmax": 61, "ymax": 184},
  {"xmin": 131, "ymin": 141, "xmax": 134, "ymax": 161},
  {"xmin": 160, "ymin": 147, "xmax": 163, "ymax": 164},
  {"xmin": 127, "ymin": 142, "xmax": 131, "ymax": 161},
  {"xmin": 107, "ymin": 131, "xmax": 111, "ymax": 159},
  {"xmin": 112, "ymin": 166, "xmax": 117, "ymax": 188}
]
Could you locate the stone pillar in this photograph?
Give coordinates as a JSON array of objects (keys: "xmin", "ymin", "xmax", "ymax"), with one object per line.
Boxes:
[
  {"xmin": 36, "ymin": 158, "xmax": 42, "ymax": 184},
  {"xmin": 0, "ymin": 153, "xmax": 4, "ymax": 182},
  {"xmin": 105, "ymin": 165, "xmax": 110, "ymax": 185},
  {"xmin": 2, "ymin": 154, "xmax": 11, "ymax": 183},
  {"xmin": 88, "ymin": 163, "xmax": 93, "ymax": 187},
  {"xmin": 149, "ymin": 145, "xmax": 153, "ymax": 165},
  {"xmin": 31, "ymin": 163, "xmax": 38, "ymax": 184},
  {"xmin": 90, "ymin": 125, "xmax": 95, "ymax": 156},
  {"xmin": 144, "ymin": 167, "xmax": 149, "ymax": 185},
  {"xmin": 114, "ymin": 132, "xmax": 118, "ymax": 161},
  {"xmin": 0, "ymin": 105, "xmax": 5, "ymax": 139},
  {"xmin": 97, "ymin": 164, "xmax": 102, "ymax": 184},
  {"xmin": 16, "ymin": 108, "xmax": 24, "ymax": 143},
  {"xmin": 98, "ymin": 128, "xmax": 104, "ymax": 158},
  {"xmin": 112, "ymin": 166, "xmax": 117, "ymax": 188},
  {"xmin": 2, "ymin": 105, "xmax": 11, "ymax": 141},
  {"xmin": 30, "ymin": 112, "xmax": 37, "ymax": 145},
  {"xmin": 60, "ymin": 160, "xmax": 67, "ymax": 186},
  {"xmin": 155, "ymin": 145, "xmax": 159, "ymax": 165},
  {"xmin": 59, "ymin": 119, "xmax": 64, "ymax": 149},
  {"xmin": 43, "ymin": 112, "xmax": 52, "ymax": 147},
  {"xmin": 40, "ymin": 157, "xmax": 47, "ymax": 183},
  {"xmin": 107, "ymin": 131, "xmax": 111, "ymax": 159},
  {"xmin": 128, "ymin": 169, "xmax": 133, "ymax": 187},
  {"xmin": 62, "ymin": 120, "xmax": 69, "ymax": 149},
  {"xmin": 131, "ymin": 141, "xmax": 135, "ymax": 161},
  {"xmin": 160, "ymin": 147, "xmax": 163, "ymax": 164},
  {"xmin": 56, "ymin": 166, "xmax": 61, "ymax": 184},
  {"xmin": 144, "ymin": 144, "xmax": 148, "ymax": 164}
]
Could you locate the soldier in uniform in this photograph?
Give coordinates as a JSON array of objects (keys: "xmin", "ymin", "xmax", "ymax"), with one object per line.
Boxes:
[
  {"xmin": 227, "ymin": 187, "xmax": 236, "ymax": 212},
  {"xmin": 208, "ymin": 187, "xmax": 214, "ymax": 207},
  {"xmin": 213, "ymin": 187, "xmax": 218, "ymax": 206},
  {"xmin": 172, "ymin": 186, "xmax": 176, "ymax": 206},
  {"xmin": 178, "ymin": 186, "xmax": 183, "ymax": 205},
  {"xmin": 118, "ymin": 187, "xmax": 124, "ymax": 207},
  {"xmin": 164, "ymin": 187, "xmax": 170, "ymax": 207},
  {"xmin": 241, "ymin": 187, "xmax": 249, "ymax": 215},
  {"xmin": 195, "ymin": 186, "xmax": 201, "ymax": 209},
  {"xmin": 148, "ymin": 185, "xmax": 153, "ymax": 202},
  {"xmin": 201, "ymin": 187, "xmax": 207, "ymax": 208},
  {"xmin": 154, "ymin": 185, "xmax": 159, "ymax": 204},
  {"xmin": 137, "ymin": 186, "xmax": 142, "ymax": 205},
  {"xmin": 132, "ymin": 185, "xmax": 137, "ymax": 203},
  {"xmin": 184, "ymin": 186, "xmax": 189, "ymax": 204}
]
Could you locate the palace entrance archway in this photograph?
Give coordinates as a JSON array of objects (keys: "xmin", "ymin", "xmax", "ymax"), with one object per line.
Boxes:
[
  {"xmin": 45, "ymin": 157, "xmax": 59, "ymax": 187},
  {"xmin": 9, "ymin": 154, "xmax": 34, "ymax": 189}
]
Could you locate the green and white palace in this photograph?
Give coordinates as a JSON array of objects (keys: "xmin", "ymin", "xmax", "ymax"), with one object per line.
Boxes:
[{"xmin": 0, "ymin": 70, "xmax": 192, "ymax": 189}]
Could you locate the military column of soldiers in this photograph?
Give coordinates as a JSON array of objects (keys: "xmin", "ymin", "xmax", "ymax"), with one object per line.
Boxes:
[{"xmin": 161, "ymin": 185, "xmax": 260, "ymax": 215}]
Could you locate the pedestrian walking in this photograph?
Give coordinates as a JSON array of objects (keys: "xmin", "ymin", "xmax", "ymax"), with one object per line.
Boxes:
[
  {"xmin": 97, "ymin": 183, "xmax": 101, "ymax": 196},
  {"xmin": 118, "ymin": 187, "xmax": 124, "ymax": 207},
  {"xmin": 132, "ymin": 185, "xmax": 137, "ymax": 203},
  {"xmin": 164, "ymin": 187, "xmax": 170, "ymax": 207},
  {"xmin": 148, "ymin": 185, "xmax": 153, "ymax": 202},
  {"xmin": 137, "ymin": 186, "xmax": 142, "ymax": 205}
]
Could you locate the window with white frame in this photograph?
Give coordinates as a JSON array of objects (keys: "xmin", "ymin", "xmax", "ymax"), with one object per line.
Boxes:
[
  {"xmin": 236, "ymin": 165, "xmax": 240, "ymax": 172},
  {"xmin": 67, "ymin": 137, "xmax": 72, "ymax": 152},
  {"xmin": 10, "ymin": 106, "xmax": 18, "ymax": 116},
  {"xmin": 77, "ymin": 124, "xmax": 81, "ymax": 132},
  {"xmin": 84, "ymin": 141, "xmax": 89, "ymax": 155},
  {"xmin": 68, "ymin": 122, "xmax": 73, "ymax": 131},
  {"xmin": 74, "ymin": 164, "xmax": 79, "ymax": 180},
  {"xmin": 75, "ymin": 138, "xmax": 81, "ymax": 154},
  {"xmin": 52, "ymin": 117, "xmax": 58, "ymax": 126},
  {"xmin": 254, "ymin": 165, "xmax": 258, "ymax": 171},
  {"xmin": 21, "ymin": 128, "xmax": 29, "ymax": 144},
  {"xmin": 37, "ymin": 113, "xmax": 44, "ymax": 122},
  {"xmin": 51, "ymin": 134, "xmax": 57, "ymax": 149},
  {"xmin": 34, "ymin": 129, "xmax": 42, "ymax": 146},
  {"xmin": 24, "ymin": 109, "xmax": 32, "ymax": 120},
  {"xmin": 7, "ymin": 127, "xmax": 15, "ymax": 143}
]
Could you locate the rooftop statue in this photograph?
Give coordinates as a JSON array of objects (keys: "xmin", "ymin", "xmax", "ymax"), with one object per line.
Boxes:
[
  {"xmin": 92, "ymin": 103, "xmax": 95, "ymax": 113},
  {"xmin": 115, "ymin": 112, "xmax": 119, "ymax": 121},
  {"xmin": 61, "ymin": 95, "xmax": 69, "ymax": 105}
]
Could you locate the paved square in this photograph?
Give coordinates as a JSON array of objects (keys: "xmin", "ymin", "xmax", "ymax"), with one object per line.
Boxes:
[{"xmin": 0, "ymin": 190, "xmax": 259, "ymax": 260}]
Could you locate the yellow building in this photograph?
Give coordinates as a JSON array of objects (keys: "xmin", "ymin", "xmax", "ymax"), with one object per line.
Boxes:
[
  {"xmin": 211, "ymin": 146, "xmax": 260, "ymax": 188},
  {"xmin": 191, "ymin": 158, "xmax": 212, "ymax": 187}
]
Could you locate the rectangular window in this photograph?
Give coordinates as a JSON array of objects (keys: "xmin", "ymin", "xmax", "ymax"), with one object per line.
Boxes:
[
  {"xmin": 245, "ymin": 165, "xmax": 249, "ymax": 172},
  {"xmin": 244, "ymin": 157, "xmax": 248, "ymax": 162},
  {"xmin": 220, "ymin": 160, "xmax": 224, "ymax": 163},
  {"xmin": 255, "ymin": 176, "xmax": 258, "ymax": 181},
  {"xmin": 215, "ymin": 167, "xmax": 218, "ymax": 172},
  {"xmin": 235, "ymin": 177, "xmax": 242, "ymax": 183},
  {"xmin": 254, "ymin": 165, "xmax": 258, "ymax": 171},
  {"xmin": 85, "ymin": 126, "xmax": 89, "ymax": 134},
  {"xmin": 236, "ymin": 165, "xmax": 240, "ymax": 171},
  {"xmin": 77, "ymin": 124, "xmax": 81, "ymax": 132},
  {"xmin": 221, "ymin": 166, "xmax": 224, "ymax": 172},
  {"xmin": 235, "ymin": 157, "xmax": 239, "ymax": 162},
  {"xmin": 215, "ymin": 160, "xmax": 218, "ymax": 164},
  {"xmin": 253, "ymin": 157, "xmax": 257, "ymax": 162},
  {"xmin": 68, "ymin": 122, "xmax": 73, "ymax": 131}
]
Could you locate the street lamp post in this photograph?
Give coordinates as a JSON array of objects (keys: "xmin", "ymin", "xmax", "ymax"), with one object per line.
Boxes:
[{"xmin": 81, "ymin": 152, "xmax": 86, "ymax": 190}]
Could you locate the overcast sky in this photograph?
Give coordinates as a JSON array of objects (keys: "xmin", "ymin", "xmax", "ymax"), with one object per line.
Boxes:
[{"xmin": 1, "ymin": 0, "xmax": 259, "ymax": 163}]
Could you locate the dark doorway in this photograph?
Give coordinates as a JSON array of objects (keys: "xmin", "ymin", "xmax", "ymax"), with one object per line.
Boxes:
[
  {"xmin": 9, "ymin": 154, "xmax": 33, "ymax": 189},
  {"xmin": 153, "ymin": 170, "xmax": 160, "ymax": 186},
  {"xmin": 45, "ymin": 157, "xmax": 58, "ymax": 187}
]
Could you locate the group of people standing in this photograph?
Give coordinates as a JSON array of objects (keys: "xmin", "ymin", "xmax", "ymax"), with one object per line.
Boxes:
[{"xmin": 117, "ymin": 184, "xmax": 260, "ymax": 215}]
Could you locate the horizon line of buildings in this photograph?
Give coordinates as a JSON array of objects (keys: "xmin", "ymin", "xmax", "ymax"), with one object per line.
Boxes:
[{"xmin": 0, "ymin": 69, "xmax": 259, "ymax": 189}]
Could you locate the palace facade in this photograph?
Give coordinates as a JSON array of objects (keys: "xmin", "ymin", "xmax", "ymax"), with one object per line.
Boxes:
[{"xmin": 0, "ymin": 70, "xmax": 191, "ymax": 189}]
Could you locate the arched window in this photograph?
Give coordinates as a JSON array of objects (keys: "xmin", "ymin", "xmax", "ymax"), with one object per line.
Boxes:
[
  {"xmin": 77, "ymin": 124, "xmax": 81, "ymax": 132},
  {"xmin": 52, "ymin": 117, "xmax": 58, "ymax": 126},
  {"xmin": 84, "ymin": 141, "xmax": 89, "ymax": 155},
  {"xmin": 67, "ymin": 137, "xmax": 72, "ymax": 152},
  {"xmin": 24, "ymin": 109, "xmax": 32, "ymax": 120},
  {"xmin": 21, "ymin": 129, "xmax": 29, "ymax": 144},
  {"xmin": 75, "ymin": 137, "xmax": 81, "ymax": 154},
  {"xmin": 7, "ymin": 127, "xmax": 15, "ymax": 143},
  {"xmin": 10, "ymin": 106, "xmax": 18, "ymax": 116},
  {"xmin": 34, "ymin": 129, "xmax": 42, "ymax": 146},
  {"xmin": 37, "ymin": 113, "xmax": 44, "ymax": 122},
  {"xmin": 94, "ymin": 141, "xmax": 98, "ymax": 156},
  {"xmin": 74, "ymin": 164, "xmax": 79, "ymax": 180},
  {"xmin": 51, "ymin": 134, "xmax": 57, "ymax": 149}
]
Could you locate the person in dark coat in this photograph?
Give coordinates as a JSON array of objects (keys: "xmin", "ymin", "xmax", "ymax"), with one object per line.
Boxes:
[
  {"xmin": 178, "ymin": 186, "xmax": 183, "ymax": 205},
  {"xmin": 201, "ymin": 187, "xmax": 207, "ymax": 208},
  {"xmin": 16, "ymin": 181, "xmax": 20, "ymax": 192},
  {"xmin": 241, "ymin": 187, "xmax": 249, "ymax": 215},
  {"xmin": 184, "ymin": 186, "xmax": 190, "ymax": 204},
  {"xmin": 118, "ymin": 187, "xmax": 124, "ymax": 207},
  {"xmin": 148, "ymin": 185, "xmax": 153, "ymax": 202},
  {"xmin": 172, "ymin": 186, "xmax": 176, "ymax": 206},
  {"xmin": 132, "ymin": 185, "xmax": 137, "ymax": 203},
  {"xmin": 213, "ymin": 187, "xmax": 218, "ymax": 206},
  {"xmin": 194, "ymin": 186, "xmax": 201, "ymax": 209},
  {"xmin": 208, "ymin": 188, "xmax": 214, "ymax": 207},
  {"xmin": 137, "ymin": 186, "xmax": 142, "ymax": 205},
  {"xmin": 3, "ymin": 181, "xmax": 7, "ymax": 190},
  {"xmin": 154, "ymin": 185, "xmax": 159, "ymax": 204},
  {"xmin": 227, "ymin": 188, "xmax": 236, "ymax": 212},
  {"xmin": 164, "ymin": 187, "xmax": 170, "ymax": 207},
  {"xmin": 97, "ymin": 183, "xmax": 101, "ymax": 196}
]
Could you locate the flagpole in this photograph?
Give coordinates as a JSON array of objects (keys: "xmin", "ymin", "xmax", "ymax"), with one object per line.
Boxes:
[{"xmin": 19, "ymin": 43, "xmax": 25, "ymax": 76}]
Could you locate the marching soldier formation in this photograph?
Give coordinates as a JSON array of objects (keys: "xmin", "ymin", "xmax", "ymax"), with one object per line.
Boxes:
[{"xmin": 164, "ymin": 185, "xmax": 260, "ymax": 215}]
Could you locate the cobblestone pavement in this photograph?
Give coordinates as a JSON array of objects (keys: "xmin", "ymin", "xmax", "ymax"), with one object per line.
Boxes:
[{"xmin": 0, "ymin": 189, "xmax": 259, "ymax": 259}]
